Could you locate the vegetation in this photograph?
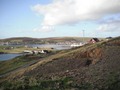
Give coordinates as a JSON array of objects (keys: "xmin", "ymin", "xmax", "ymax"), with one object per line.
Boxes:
[
  {"xmin": 0, "ymin": 36, "xmax": 120, "ymax": 90},
  {"xmin": 0, "ymin": 55, "xmax": 39, "ymax": 75},
  {"xmin": 0, "ymin": 45, "xmax": 53, "ymax": 53},
  {"xmin": 0, "ymin": 51, "xmax": 57, "ymax": 75},
  {"xmin": 1, "ymin": 77, "xmax": 94, "ymax": 90}
]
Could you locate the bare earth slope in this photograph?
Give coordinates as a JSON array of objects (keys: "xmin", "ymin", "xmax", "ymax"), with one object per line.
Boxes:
[{"xmin": 0, "ymin": 37, "xmax": 120, "ymax": 90}]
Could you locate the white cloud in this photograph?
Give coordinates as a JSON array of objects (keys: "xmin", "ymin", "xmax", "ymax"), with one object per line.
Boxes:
[
  {"xmin": 97, "ymin": 15, "xmax": 120, "ymax": 32},
  {"xmin": 33, "ymin": 25, "xmax": 55, "ymax": 33},
  {"xmin": 97, "ymin": 22, "xmax": 120, "ymax": 32},
  {"xmin": 32, "ymin": 0, "xmax": 120, "ymax": 26}
]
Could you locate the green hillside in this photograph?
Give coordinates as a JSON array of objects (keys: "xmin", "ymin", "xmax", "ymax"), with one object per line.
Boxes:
[{"xmin": 0, "ymin": 36, "xmax": 120, "ymax": 90}]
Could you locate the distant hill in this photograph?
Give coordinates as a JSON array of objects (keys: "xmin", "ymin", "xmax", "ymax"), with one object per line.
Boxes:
[
  {"xmin": 0, "ymin": 36, "xmax": 119, "ymax": 90},
  {"xmin": 0, "ymin": 37, "xmax": 103, "ymax": 44}
]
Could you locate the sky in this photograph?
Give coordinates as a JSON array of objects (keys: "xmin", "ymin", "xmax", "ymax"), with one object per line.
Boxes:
[{"xmin": 0, "ymin": 0, "xmax": 120, "ymax": 39}]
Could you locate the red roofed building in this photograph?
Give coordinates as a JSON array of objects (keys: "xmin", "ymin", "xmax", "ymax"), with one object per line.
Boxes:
[{"xmin": 89, "ymin": 38, "xmax": 99, "ymax": 43}]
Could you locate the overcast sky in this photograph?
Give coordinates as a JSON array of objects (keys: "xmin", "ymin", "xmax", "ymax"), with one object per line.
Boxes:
[{"xmin": 0, "ymin": 0, "xmax": 120, "ymax": 39}]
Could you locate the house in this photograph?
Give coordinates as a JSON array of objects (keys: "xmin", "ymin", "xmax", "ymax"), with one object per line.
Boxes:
[
  {"xmin": 89, "ymin": 38, "xmax": 99, "ymax": 43},
  {"xmin": 40, "ymin": 50, "xmax": 49, "ymax": 54},
  {"xmin": 23, "ymin": 50, "xmax": 49, "ymax": 55},
  {"xmin": 71, "ymin": 42, "xmax": 85, "ymax": 47},
  {"xmin": 32, "ymin": 51, "xmax": 39, "ymax": 54},
  {"xmin": 105, "ymin": 37, "xmax": 112, "ymax": 41}
]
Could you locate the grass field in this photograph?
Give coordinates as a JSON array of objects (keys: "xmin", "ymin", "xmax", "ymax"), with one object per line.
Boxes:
[
  {"xmin": 0, "ymin": 36, "xmax": 119, "ymax": 90},
  {"xmin": 0, "ymin": 45, "xmax": 54, "ymax": 54}
]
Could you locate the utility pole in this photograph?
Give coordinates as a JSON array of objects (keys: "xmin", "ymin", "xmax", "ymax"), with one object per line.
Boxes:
[{"xmin": 83, "ymin": 30, "xmax": 85, "ymax": 43}]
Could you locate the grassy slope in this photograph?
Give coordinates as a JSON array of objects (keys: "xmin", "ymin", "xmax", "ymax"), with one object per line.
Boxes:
[
  {"xmin": 0, "ymin": 55, "xmax": 42, "ymax": 75},
  {"xmin": 0, "ymin": 37, "xmax": 120, "ymax": 90},
  {"xmin": 0, "ymin": 51, "xmax": 57, "ymax": 76}
]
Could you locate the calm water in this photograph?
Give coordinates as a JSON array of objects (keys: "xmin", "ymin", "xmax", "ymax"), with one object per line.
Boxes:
[
  {"xmin": 30, "ymin": 44, "xmax": 71, "ymax": 50},
  {"xmin": 2, "ymin": 44, "xmax": 71, "ymax": 50},
  {"xmin": 0, "ymin": 44, "xmax": 71, "ymax": 61},
  {"xmin": 0, "ymin": 54, "xmax": 22, "ymax": 61}
]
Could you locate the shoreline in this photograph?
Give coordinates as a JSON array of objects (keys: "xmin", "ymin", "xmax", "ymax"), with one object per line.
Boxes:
[{"xmin": 0, "ymin": 52, "xmax": 22, "ymax": 54}]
